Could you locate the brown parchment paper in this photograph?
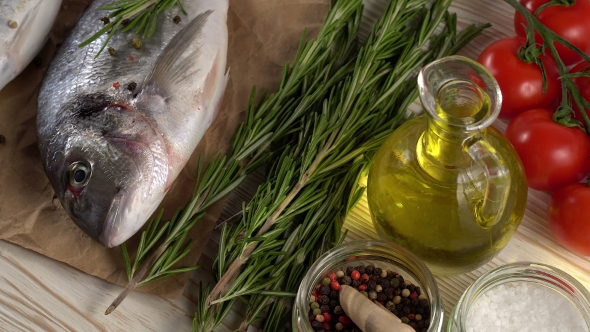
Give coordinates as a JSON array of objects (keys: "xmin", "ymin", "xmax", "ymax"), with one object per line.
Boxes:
[{"xmin": 0, "ymin": 0, "xmax": 329, "ymax": 298}]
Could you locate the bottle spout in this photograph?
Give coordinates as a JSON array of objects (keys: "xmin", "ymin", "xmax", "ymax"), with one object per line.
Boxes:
[
  {"xmin": 463, "ymin": 135, "xmax": 511, "ymax": 229},
  {"xmin": 418, "ymin": 55, "xmax": 502, "ymax": 133}
]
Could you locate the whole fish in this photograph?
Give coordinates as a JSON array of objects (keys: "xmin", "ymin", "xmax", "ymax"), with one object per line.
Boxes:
[
  {"xmin": 0, "ymin": 0, "xmax": 62, "ymax": 91},
  {"xmin": 37, "ymin": 0, "xmax": 229, "ymax": 248}
]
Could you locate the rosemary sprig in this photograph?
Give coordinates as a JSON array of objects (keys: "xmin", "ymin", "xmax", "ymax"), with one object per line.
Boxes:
[
  {"xmin": 196, "ymin": 0, "xmax": 488, "ymax": 330},
  {"xmin": 78, "ymin": 0, "xmax": 186, "ymax": 57},
  {"xmin": 107, "ymin": 0, "xmax": 364, "ymax": 315}
]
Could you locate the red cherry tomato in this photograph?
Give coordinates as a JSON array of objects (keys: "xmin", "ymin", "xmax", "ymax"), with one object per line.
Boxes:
[
  {"xmin": 548, "ymin": 183, "xmax": 590, "ymax": 256},
  {"xmin": 538, "ymin": 0, "xmax": 590, "ymax": 66},
  {"xmin": 514, "ymin": 0, "xmax": 548, "ymax": 37},
  {"xmin": 477, "ymin": 37, "xmax": 560, "ymax": 120},
  {"xmin": 505, "ymin": 109, "xmax": 590, "ymax": 192},
  {"xmin": 513, "ymin": 0, "xmax": 590, "ymax": 65}
]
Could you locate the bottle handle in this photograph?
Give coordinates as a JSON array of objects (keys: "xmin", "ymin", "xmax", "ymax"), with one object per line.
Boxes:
[{"xmin": 463, "ymin": 135, "xmax": 510, "ymax": 229}]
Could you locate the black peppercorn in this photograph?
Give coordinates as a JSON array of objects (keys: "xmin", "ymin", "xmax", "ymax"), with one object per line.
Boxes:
[
  {"xmin": 342, "ymin": 276, "xmax": 352, "ymax": 285},
  {"xmin": 329, "ymin": 290, "xmax": 339, "ymax": 299},
  {"xmin": 311, "ymin": 320, "xmax": 323, "ymax": 331},
  {"xmin": 402, "ymin": 306, "xmax": 411, "ymax": 315},
  {"xmin": 351, "ymin": 280, "xmax": 361, "ymax": 288},
  {"xmin": 320, "ymin": 305, "xmax": 330, "ymax": 313},
  {"xmin": 375, "ymin": 267, "xmax": 383, "ymax": 276},
  {"xmin": 377, "ymin": 292, "xmax": 388, "ymax": 302},
  {"xmin": 367, "ymin": 280, "xmax": 377, "ymax": 290},
  {"xmin": 380, "ymin": 278, "xmax": 390, "ymax": 288},
  {"xmin": 415, "ymin": 286, "xmax": 421, "ymax": 295},
  {"xmin": 409, "ymin": 322, "xmax": 418, "ymax": 330},
  {"xmin": 419, "ymin": 298, "xmax": 429, "ymax": 308},
  {"xmin": 365, "ymin": 265, "xmax": 375, "ymax": 275},
  {"xmin": 329, "ymin": 299, "xmax": 339, "ymax": 308},
  {"xmin": 411, "ymin": 298, "xmax": 419, "ymax": 306},
  {"xmin": 319, "ymin": 295, "xmax": 329, "ymax": 305},
  {"xmin": 356, "ymin": 266, "xmax": 366, "ymax": 274},
  {"xmin": 320, "ymin": 285, "xmax": 330, "ymax": 295}
]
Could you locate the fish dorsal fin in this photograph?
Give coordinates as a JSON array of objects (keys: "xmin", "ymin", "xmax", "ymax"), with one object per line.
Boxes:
[{"xmin": 142, "ymin": 10, "xmax": 213, "ymax": 94}]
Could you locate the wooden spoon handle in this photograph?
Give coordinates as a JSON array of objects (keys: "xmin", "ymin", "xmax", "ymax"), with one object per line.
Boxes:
[{"xmin": 339, "ymin": 285, "xmax": 415, "ymax": 332}]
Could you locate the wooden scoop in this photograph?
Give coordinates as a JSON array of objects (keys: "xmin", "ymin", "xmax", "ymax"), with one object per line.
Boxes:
[{"xmin": 339, "ymin": 285, "xmax": 415, "ymax": 332}]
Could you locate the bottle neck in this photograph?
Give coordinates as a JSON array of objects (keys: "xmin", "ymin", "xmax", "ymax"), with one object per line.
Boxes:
[{"xmin": 417, "ymin": 117, "xmax": 474, "ymax": 183}]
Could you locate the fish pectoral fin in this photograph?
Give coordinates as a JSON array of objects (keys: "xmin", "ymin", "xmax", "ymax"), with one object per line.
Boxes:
[{"xmin": 140, "ymin": 10, "xmax": 213, "ymax": 98}]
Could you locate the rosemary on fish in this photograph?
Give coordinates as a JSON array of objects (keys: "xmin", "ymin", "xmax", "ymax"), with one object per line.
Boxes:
[{"xmin": 78, "ymin": 0, "xmax": 186, "ymax": 57}]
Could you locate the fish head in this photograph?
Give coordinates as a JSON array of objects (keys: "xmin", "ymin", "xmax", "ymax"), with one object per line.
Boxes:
[{"xmin": 42, "ymin": 96, "xmax": 168, "ymax": 248}]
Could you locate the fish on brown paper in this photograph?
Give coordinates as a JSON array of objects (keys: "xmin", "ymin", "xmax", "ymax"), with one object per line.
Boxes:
[{"xmin": 36, "ymin": 0, "xmax": 229, "ymax": 248}]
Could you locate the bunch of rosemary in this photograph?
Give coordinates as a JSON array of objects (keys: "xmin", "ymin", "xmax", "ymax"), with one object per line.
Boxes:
[{"xmin": 195, "ymin": 0, "xmax": 489, "ymax": 330}]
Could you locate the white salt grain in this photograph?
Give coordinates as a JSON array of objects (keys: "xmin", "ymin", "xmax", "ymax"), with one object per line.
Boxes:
[{"xmin": 466, "ymin": 281, "xmax": 588, "ymax": 332}]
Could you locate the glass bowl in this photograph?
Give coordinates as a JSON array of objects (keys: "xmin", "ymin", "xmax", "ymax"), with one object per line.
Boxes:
[
  {"xmin": 447, "ymin": 262, "xmax": 590, "ymax": 332},
  {"xmin": 292, "ymin": 239, "xmax": 444, "ymax": 331}
]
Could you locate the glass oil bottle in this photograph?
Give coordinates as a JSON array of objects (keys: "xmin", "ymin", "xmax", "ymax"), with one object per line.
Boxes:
[{"xmin": 367, "ymin": 56, "xmax": 528, "ymax": 275}]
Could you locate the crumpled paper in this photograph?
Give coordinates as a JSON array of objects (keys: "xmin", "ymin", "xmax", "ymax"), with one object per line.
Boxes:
[{"xmin": 0, "ymin": 0, "xmax": 328, "ymax": 298}]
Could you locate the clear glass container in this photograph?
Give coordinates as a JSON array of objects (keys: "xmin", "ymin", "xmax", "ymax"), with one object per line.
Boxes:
[
  {"xmin": 293, "ymin": 240, "xmax": 444, "ymax": 331},
  {"xmin": 367, "ymin": 55, "xmax": 528, "ymax": 275},
  {"xmin": 448, "ymin": 262, "xmax": 590, "ymax": 332}
]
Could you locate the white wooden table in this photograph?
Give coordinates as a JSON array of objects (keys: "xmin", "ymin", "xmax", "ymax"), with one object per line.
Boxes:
[{"xmin": 2, "ymin": 0, "xmax": 590, "ymax": 331}]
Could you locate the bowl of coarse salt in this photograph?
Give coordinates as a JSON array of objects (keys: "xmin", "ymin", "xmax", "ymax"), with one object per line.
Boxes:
[{"xmin": 448, "ymin": 262, "xmax": 590, "ymax": 332}]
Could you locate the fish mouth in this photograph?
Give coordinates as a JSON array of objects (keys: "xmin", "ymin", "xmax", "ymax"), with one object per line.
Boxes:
[{"xmin": 98, "ymin": 189, "xmax": 126, "ymax": 248}]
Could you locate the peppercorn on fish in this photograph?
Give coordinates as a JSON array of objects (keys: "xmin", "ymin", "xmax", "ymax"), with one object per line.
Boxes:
[
  {"xmin": 37, "ymin": 0, "xmax": 229, "ymax": 248},
  {"xmin": 0, "ymin": 0, "xmax": 62, "ymax": 91}
]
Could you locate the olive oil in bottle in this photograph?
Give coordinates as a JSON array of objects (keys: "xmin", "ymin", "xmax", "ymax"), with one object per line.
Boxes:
[{"xmin": 367, "ymin": 56, "xmax": 527, "ymax": 275}]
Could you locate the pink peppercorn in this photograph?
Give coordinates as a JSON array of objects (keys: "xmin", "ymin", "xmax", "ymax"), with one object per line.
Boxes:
[
  {"xmin": 329, "ymin": 273, "xmax": 338, "ymax": 282},
  {"xmin": 360, "ymin": 273, "xmax": 370, "ymax": 283},
  {"xmin": 409, "ymin": 291, "xmax": 418, "ymax": 300},
  {"xmin": 339, "ymin": 315, "xmax": 352, "ymax": 326},
  {"xmin": 351, "ymin": 270, "xmax": 360, "ymax": 280},
  {"xmin": 358, "ymin": 284, "xmax": 367, "ymax": 291},
  {"xmin": 323, "ymin": 312, "xmax": 332, "ymax": 322},
  {"xmin": 331, "ymin": 281, "xmax": 341, "ymax": 291},
  {"xmin": 323, "ymin": 322, "xmax": 331, "ymax": 331},
  {"xmin": 407, "ymin": 313, "xmax": 415, "ymax": 320}
]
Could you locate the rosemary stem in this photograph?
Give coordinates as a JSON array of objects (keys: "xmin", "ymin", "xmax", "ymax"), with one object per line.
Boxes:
[
  {"xmin": 106, "ymin": 186, "xmax": 211, "ymax": 314},
  {"xmin": 121, "ymin": 0, "xmax": 157, "ymax": 20},
  {"xmin": 206, "ymin": 134, "xmax": 335, "ymax": 306}
]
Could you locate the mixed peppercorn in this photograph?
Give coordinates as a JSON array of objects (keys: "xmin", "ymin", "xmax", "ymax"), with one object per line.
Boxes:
[{"xmin": 308, "ymin": 264, "xmax": 431, "ymax": 332}]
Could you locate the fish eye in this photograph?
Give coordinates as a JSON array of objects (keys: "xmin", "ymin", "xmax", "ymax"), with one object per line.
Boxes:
[{"xmin": 68, "ymin": 161, "xmax": 91, "ymax": 188}]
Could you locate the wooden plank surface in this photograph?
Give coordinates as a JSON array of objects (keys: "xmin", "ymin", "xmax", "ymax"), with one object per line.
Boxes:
[{"xmin": 2, "ymin": 0, "xmax": 590, "ymax": 331}]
